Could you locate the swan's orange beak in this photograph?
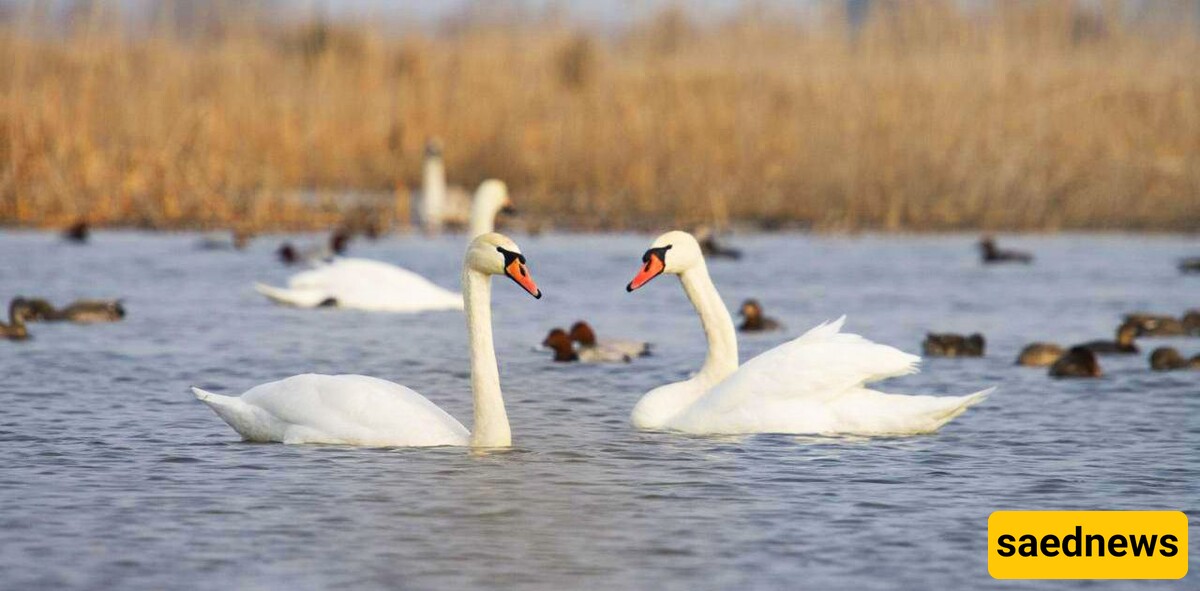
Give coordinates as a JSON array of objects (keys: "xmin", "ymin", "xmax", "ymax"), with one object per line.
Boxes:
[
  {"xmin": 627, "ymin": 249, "xmax": 667, "ymax": 292},
  {"xmin": 505, "ymin": 258, "xmax": 541, "ymax": 299}
]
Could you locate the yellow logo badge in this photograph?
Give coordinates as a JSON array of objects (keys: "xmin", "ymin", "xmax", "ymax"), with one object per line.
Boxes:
[{"xmin": 988, "ymin": 511, "xmax": 1188, "ymax": 579}]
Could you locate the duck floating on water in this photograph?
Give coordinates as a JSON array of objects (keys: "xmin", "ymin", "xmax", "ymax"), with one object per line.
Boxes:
[
  {"xmin": 1076, "ymin": 322, "xmax": 1139, "ymax": 355},
  {"xmin": 15, "ymin": 298, "xmax": 125, "ymax": 323},
  {"xmin": 1149, "ymin": 347, "xmax": 1200, "ymax": 371},
  {"xmin": 1123, "ymin": 313, "xmax": 1187, "ymax": 337},
  {"xmin": 1016, "ymin": 343, "xmax": 1064, "ymax": 366},
  {"xmin": 694, "ymin": 226, "xmax": 742, "ymax": 260},
  {"xmin": 738, "ymin": 299, "xmax": 780, "ymax": 333},
  {"xmin": 569, "ymin": 321, "xmax": 649, "ymax": 359},
  {"xmin": 978, "ymin": 236, "xmax": 1032, "ymax": 264},
  {"xmin": 922, "ymin": 333, "xmax": 985, "ymax": 357},
  {"xmin": 1, "ymin": 298, "xmax": 34, "ymax": 341},
  {"xmin": 1049, "ymin": 347, "xmax": 1102, "ymax": 378},
  {"xmin": 1179, "ymin": 257, "xmax": 1200, "ymax": 274},
  {"xmin": 63, "ymin": 220, "xmax": 89, "ymax": 243}
]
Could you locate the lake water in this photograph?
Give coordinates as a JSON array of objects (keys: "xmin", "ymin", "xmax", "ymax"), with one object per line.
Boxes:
[{"xmin": 1, "ymin": 231, "xmax": 1196, "ymax": 590}]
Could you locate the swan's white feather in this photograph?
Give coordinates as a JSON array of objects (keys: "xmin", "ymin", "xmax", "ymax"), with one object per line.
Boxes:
[
  {"xmin": 193, "ymin": 374, "xmax": 469, "ymax": 446},
  {"xmin": 257, "ymin": 257, "xmax": 463, "ymax": 312},
  {"xmin": 661, "ymin": 317, "xmax": 991, "ymax": 435}
]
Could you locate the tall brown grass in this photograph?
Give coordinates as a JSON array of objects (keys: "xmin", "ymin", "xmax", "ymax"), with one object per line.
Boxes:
[{"xmin": 1, "ymin": 1, "xmax": 1198, "ymax": 232}]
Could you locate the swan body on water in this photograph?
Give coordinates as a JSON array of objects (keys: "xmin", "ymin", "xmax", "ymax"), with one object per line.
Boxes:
[
  {"xmin": 197, "ymin": 233, "xmax": 542, "ymax": 447},
  {"xmin": 626, "ymin": 231, "xmax": 992, "ymax": 436},
  {"xmin": 256, "ymin": 181, "xmax": 513, "ymax": 312}
]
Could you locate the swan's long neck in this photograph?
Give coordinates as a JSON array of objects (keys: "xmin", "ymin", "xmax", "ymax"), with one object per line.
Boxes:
[
  {"xmin": 469, "ymin": 199, "xmax": 496, "ymax": 238},
  {"xmin": 463, "ymin": 268, "xmax": 511, "ymax": 447},
  {"xmin": 680, "ymin": 263, "xmax": 739, "ymax": 385},
  {"xmin": 422, "ymin": 155, "xmax": 446, "ymax": 229}
]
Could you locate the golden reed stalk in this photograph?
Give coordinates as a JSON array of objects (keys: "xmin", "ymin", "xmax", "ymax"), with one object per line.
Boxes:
[{"xmin": 1, "ymin": 1, "xmax": 1197, "ymax": 232}]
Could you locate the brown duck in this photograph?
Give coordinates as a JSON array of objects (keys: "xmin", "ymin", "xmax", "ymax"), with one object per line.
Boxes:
[
  {"xmin": 738, "ymin": 299, "xmax": 780, "ymax": 332},
  {"xmin": 1122, "ymin": 313, "xmax": 1188, "ymax": 337},
  {"xmin": 16, "ymin": 298, "xmax": 125, "ymax": 323},
  {"xmin": 1015, "ymin": 343, "xmax": 1064, "ymax": 367},
  {"xmin": 1049, "ymin": 347, "xmax": 1102, "ymax": 378},
  {"xmin": 1, "ymin": 298, "xmax": 34, "ymax": 340},
  {"xmin": 1076, "ymin": 322, "xmax": 1139, "ymax": 355},
  {"xmin": 1149, "ymin": 347, "xmax": 1200, "ymax": 371},
  {"xmin": 923, "ymin": 333, "xmax": 985, "ymax": 357}
]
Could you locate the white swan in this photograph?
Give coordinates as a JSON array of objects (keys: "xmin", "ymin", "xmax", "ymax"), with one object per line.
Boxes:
[
  {"xmin": 414, "ymin": 138, "xmax": 473, "ymax": 233},
  {"xmin": 625, "ymin": 231, "xmax": 992, "ymax": 436},
  {"xmin": 255, "ymin": 181, "xmax": 513, "ymax": 312},
  {"xmin": 195, "ymin": 233, "xmax": 541, "ymax": 447}
]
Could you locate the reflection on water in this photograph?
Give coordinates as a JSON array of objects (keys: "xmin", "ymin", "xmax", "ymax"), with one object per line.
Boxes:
[{"xmin": 1, "ymin": 231, "xmax": 1197, "ymax": 590}]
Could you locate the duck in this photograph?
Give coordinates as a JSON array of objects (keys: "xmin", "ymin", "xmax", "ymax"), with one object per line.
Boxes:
[
  {"xmin": 55, "ymin": 299, "xmax": 126, "ymax": 323},
  {"xmin": 256, "ymin": 183, "xmax": 514, "ymax": 312},
  {"xmin": 1149, "ymin": 347, "xmax": 1200, "ymax": 371},
  {"xmin": 922, "ymin": 333, "xmax": 985, "ymax": 357},
  {"xmin": 13, "ymin": 298, "xmax": 125, "ymax": 323},
  {"xmin": 694, "ymin": 225, "xmax": 742, "ymax": 260},
  {"xmin": 1122, "ymin": 313, "xmax": 1186, "ymax": 337},
  {"xmin": 1016, "ymin": 343, "xmax": 1064, "ymax": 367},
  {"xmin": 1183, "ymin": 310, "xmax": 1200, "ymax": 335},
  {"xmin": 413, "ymin": 138, "xmax": 473, "ymax": 234},
  {"xmin": 1076, "ymin": 322, "xmax": 1139, "ymax": 355},
  {"xmin": 194, "ymin": 233, "xmax": 541, "ymax": 447},
  {"xmin": 276, "ymin": 231, "xmax": 350, "ymax": 266},
  {"xmin": 1, "ymin": 298, "xmax": 33, "ymax": 340},
  {"xmin": 1049, "ymin": 347, "xmax": 1102, "ymax": 378},
  {"xmin": 1179, "ymin": 257, "xmax": 1200, "ymax": 274},
  {"xmin": 542, "ymin": 329, "xmax": 580, "ymax": 362},
  {"xmin": 11, "ymin": 298, "xmax": 56, "ymax": 321},
  {"xmin": 623, "ymin": 231, "xmax": 992, "ymax": 436},
  {"xmin": 978, "ymin": 236, "xmax": 1032, "ymax": 264},
  {"xmin": 569, "ymin": 321, "xmax": 649, "ymax": 359},
  {"xmin": 63, "ymin": 220, "xmax": 89, "ymax": 243},
  {"xmin": 542, "ymin": 327, "xmax": 634, "ymax": 363},
  {"xmin": 738, "ymin": 299, "xmax": 780, "ymax": 333}
]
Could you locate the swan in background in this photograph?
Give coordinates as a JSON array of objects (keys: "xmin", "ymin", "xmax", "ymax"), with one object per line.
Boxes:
[
  {"xmin": 625, "ymin": 231, "xmax": 991, "ymax": 436},
  {"xmin": 255, "ymin": 182, "xmax": 514, "ymax": 312},
  {"xmin": 195, "ymin": 233, "xmax": 542, "ymax": 447},
  {"xmin": 414, "ymin": 138, "xmax": 471, "ymax": 233}
]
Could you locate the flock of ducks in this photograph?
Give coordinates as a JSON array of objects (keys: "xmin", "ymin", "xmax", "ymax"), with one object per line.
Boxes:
[{"xmin": 920, "ymin": 237, "xmax": 1200, "ymax": 378}]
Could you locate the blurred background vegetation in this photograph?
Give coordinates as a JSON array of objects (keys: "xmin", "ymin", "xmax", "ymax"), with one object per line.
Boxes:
[{"xmin": 1, "ymin": 0, "xmax": 1198, "ymax": 232}]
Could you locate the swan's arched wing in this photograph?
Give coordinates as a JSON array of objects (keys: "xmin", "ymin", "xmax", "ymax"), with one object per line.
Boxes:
[
  {"xmin": 709, "ymin": 317, "xmax": 920, "ymax": 404},
  {"xmin": 241, "ymin": 374, "xmax": 469, "ymax": 446}
]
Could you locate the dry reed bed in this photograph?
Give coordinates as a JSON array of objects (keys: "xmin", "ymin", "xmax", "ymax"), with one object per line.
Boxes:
[{"xmin": 1, "ymin": 3, "xmax": 1198, "ymax": 232}]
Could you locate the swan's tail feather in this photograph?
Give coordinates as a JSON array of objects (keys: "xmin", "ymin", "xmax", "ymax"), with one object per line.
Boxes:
[
  {"xmin": 254, "ymin": 282, "xmax": 327, "ymax": 308},
  {"xmin": 192, "ymin": 386, "xmax": 236, "ymax": 406},
  {"xmin": 928, "ymin": 387, "xmax": 994, "ymax": 431}
]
